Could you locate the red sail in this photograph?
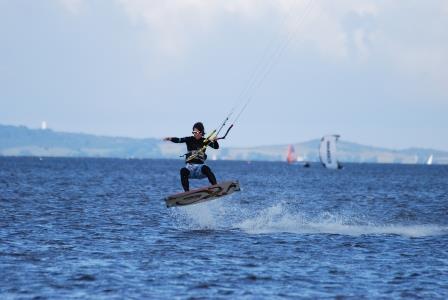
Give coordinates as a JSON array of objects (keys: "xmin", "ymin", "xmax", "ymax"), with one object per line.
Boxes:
[{"xmin": 286, "ymin": 145, "xmax": 296, "ymax": 164}]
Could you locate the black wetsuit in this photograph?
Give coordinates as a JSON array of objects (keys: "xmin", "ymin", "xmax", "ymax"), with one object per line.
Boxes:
[
  {"xmin": 170, "ymin": 136, "xmax": 219, "ymax": 164},
  {"xmin": 169, "ymin": 136, "xmax": 219, "ymax": 191}
]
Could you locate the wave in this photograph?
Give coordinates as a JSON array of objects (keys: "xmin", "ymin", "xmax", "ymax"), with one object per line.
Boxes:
[
  {"xmin": 236, "ymin": 202, "xmax": 448, "ymax": 237},
  {"xmin": 171, "ymin": 200, "xmax": 448, "ymax": 237}
]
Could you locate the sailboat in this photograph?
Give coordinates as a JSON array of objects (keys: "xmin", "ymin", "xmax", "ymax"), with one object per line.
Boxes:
[
  {"xmin": 426, "ymin": 154, "xmax": 433, "ymax": 165},
  {"xmin": 319, "ymin": 134, "xmax": 342, "ymax": 169},
  {"xmin": 286, "ymin": 145, "xmax": 296, "ymax": 164},
  {"xmin": 286, "ymin": 145, "xmax": 310, "ymax": 167}
]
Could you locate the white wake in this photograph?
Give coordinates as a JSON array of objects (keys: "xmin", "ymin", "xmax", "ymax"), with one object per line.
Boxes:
[
  {"xmin": 172, "ymin": 200, "xmax": 448, "ymax": 237},
  {"xmin": 236, "ymin": 202, "xmax": 448, "ymax": 237}
]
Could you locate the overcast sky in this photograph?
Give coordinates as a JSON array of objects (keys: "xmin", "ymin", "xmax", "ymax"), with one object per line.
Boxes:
[{"xmin": 1, "ymin": 0, "xmax": 447, "ymax": 150}]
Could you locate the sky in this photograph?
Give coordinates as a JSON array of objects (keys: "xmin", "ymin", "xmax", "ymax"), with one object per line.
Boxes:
[{"xmin": 1, "ymin": 0, "xmax": 447, "ymax": 150}]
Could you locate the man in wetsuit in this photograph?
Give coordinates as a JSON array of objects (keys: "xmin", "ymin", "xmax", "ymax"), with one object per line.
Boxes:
[{"xmin": 163, "ymin": 122, "xmax": 219, "ymax": 191}]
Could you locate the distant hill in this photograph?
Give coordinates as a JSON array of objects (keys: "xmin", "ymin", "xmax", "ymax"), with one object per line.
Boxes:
[
  {"xmin": 0, "ymin": 124, "xmax": 161, "ymax": 158},
  {"xmin": 1, "ymin": 124, "xmax": 447, "ymax": 164},
  {"xmin": 221, "ymin": 140, "xmax": 448, "ymax": 164}
]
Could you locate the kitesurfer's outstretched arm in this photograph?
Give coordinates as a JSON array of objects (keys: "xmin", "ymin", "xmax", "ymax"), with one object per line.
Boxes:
[
  {"xmin": 163, "ymin": 137, "xmax": 186, "ymax": 143},
  {"xmin": 164, "ymin": 136, "xmax": 218, "ymax": 149}
]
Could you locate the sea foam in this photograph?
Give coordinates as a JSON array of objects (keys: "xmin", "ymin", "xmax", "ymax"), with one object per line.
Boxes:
[{"xmin": 236, "ymin": 202, "xmax": 448, "ymax": 237}]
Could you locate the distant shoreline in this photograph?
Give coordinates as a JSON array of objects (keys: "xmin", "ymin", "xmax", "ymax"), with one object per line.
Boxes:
[{"xmin": 1, "ymin": 124, "xmax": 447, "ymax": 164}]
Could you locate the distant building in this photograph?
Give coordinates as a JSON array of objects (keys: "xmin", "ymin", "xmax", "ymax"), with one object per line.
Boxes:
[{"xmin": 41, "ymin": 121, "xmax": 47, "ymax": 130}]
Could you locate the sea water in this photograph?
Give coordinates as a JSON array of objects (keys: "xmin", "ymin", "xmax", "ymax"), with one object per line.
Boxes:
[{"xmin": 1, "ymin": 157, "xmax": 447, "ymax": 299}]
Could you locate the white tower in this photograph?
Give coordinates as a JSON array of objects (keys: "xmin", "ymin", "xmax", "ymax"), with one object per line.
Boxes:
[{"xmin": 41, "ymin": 121, "xmax": 47, "ymax": 130}]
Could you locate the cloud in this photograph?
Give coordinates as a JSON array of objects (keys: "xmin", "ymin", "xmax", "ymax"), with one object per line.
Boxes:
[
  {"xmin": 58, "ymin": 0, "xmax": 85, "ymax": 15},
  {"xmin": 112, "ymin": 0, "xmax": 381, "ymax": 60},
  {"xmin": 293, "ymin": 1, "xmax": 379, "ymax": 60},
  {"xmin": 59, "ymin": 0, "xmax": 448, "ymax": 95},
  {"xmin": 371, "ymin": 1, "xmax": 448, "ymax": 95},
  {"xmin": 115, "ymin": 0, "xmax": 273, "ymax": 58}
]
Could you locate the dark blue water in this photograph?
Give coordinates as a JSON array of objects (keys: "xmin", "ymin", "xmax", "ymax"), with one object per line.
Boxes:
[{"xmin": 1, "ymin": 157, "xmax": 447, "ymax": 299}]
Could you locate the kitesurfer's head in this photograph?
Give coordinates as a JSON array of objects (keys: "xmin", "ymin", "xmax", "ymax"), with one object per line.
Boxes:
[{"xmin": 192, "ymin": 122, "xmax": 204, "ymax": 139}]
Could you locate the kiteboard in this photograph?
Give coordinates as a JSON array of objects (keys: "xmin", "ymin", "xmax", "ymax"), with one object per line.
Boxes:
[{"xmin": 165, "ymin": 181, "xmax": 240, "ymax": 208}]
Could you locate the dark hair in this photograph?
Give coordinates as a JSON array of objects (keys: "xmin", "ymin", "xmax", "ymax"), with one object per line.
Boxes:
[{"xmin": 193, "ymin": 122, "xmax": 205, "ymax": 134}]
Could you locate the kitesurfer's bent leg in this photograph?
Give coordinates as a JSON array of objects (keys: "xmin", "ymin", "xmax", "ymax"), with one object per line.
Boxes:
[
  {"xmin": 180, "ymin": 167, "xmax": 190, "ymax": 191},
  {"xmin": 201, "ymin": 165, "xmax": 217, "ymax": 186}
]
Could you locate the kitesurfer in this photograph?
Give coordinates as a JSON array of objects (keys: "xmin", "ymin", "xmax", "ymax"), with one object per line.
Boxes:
[{"xmin": 164, "ymin": 122, "xmax": 219, "ymax": 191}]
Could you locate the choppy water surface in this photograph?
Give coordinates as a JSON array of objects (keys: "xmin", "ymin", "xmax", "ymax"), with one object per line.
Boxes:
[{"xmin": 1, "ymin": 157, "xmax": 447, "ymax": 299}]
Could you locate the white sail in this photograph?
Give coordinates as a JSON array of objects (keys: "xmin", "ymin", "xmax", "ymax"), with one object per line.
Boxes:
[
  {"xmin": 319, "ymin": 135, "xmax": 342, "ymax": 169},
  {"xmin": 426, "ymin": 154, "xmax": 433, "ymax": 165}
]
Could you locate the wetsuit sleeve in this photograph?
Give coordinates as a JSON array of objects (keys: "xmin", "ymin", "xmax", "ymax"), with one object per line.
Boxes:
[
  {"xmin": 208, "ymin": 140, "xmax": 219, "ymax": 149},
  {"xmin": 170, "ymin": 137, "xmax": 187, "ymax": 143}
]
